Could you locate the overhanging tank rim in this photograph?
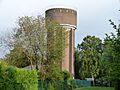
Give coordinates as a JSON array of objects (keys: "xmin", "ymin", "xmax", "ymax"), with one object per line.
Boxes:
[{"xmin": 45, "ymin": 7, "xmax": 77, "ymax": 12}]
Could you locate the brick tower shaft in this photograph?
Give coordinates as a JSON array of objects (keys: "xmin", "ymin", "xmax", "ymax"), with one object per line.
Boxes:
[{"xmin": 45, "ymin": 7, "xmax": 77, "ymax": 78}]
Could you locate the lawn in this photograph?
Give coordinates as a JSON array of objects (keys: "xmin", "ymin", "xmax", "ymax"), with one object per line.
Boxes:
[{"xmin": 75, "ymin": 87, "xmax": 114, "ymax": 90}]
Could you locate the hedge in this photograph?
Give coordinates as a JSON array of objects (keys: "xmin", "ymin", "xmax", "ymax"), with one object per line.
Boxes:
[{"xmin": 0, "ymin": 62, "xmax": 38, "ymax": 90}]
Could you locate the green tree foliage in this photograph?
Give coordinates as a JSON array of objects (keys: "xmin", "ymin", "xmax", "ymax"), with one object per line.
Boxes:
[
  {"xmin": 4, "ymin": 15, "xmax": 66, "ymax": 80},
  {"xmin": 97, "ymin": 34, "xmax": 114, "ymax": 86},
  {"xmin": 74, "ymin": 47, "xmax": 81, "ymax": 79},
  {"xmin": 76, "ymin": 35, "xmax": 102, "ymax": 80},
  {"xmin": 15, "ymin": 16, "xmax": 46, "ymax": 70},
  {"xmin": 5, "ymin": 16, "xmax": 46, "ymax": 69},
  {"xmin": 5, "ymin": 46, "xmax": 30, "ymax": 68},
  {"xmin": 101, "ymin": 20, "xmax": 120, "ymax": 90},
  {"xmin": 40, "ymin": 19, "xmax": 66, "ymax": 80},
  {"xmin": 62, "ymin": 70, "xmax": 70, "ymax": 80},
  {"xmin": 0, "ymin": 62, "xmax": 38, "ymax": 90}
]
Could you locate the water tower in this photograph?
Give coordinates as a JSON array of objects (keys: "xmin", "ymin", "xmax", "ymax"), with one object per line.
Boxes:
[{"xmin": 45, "ymin": 7, "xmax": 77, "ymax": 77}]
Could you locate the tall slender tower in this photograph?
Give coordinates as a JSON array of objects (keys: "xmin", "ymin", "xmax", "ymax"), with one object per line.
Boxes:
[{"xmin": 45, "ymin": 7, "xmax": 77, "ymax": 77}]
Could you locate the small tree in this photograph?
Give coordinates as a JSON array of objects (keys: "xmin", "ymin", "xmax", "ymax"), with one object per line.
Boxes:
[{"xmin": 77, "ymin": 35, "xmax": 102, "ymax": 85}]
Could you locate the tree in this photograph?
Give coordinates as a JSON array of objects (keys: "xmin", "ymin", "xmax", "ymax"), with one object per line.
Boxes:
[
  {"xmin": 44, "ymin": 19, "xmax": 66, "ymax": 80},
  {"xmin": 5, "ymin": 45, "xmax": 30, "ymax": 68},
  {"xmin": 77, "ymin": 35, "xmax": 102, "ymax": 84},
  {"xmin": 74, "ymin": 47, "xmax": 81, "ymax": 79},
  {"xmin": 4, "ymin": 15, "xmax": 67, "ymax": 80},
  {"xmin": 5, "ymin": 16, "xmax": 46, "ymax": 70},
  {"xmin": 102, "ymin": 20, "xmax": 120, "ymax": 90},
  {"xmin": 97, "ymin": 32, "xmax": 116, "ymax": 86}
]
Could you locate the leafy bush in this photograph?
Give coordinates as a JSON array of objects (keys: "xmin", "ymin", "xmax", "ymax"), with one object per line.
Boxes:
[
  {"xmin": 48, "ymin": 83, "xmax": 55, "ymax": 90},
  {"xmin": 62, "ymin": 70, "xmax": 70, "ymax": 80},
  {"xmin": 0, "ymin": 62, "xmax": 38, "ymax": 90}
]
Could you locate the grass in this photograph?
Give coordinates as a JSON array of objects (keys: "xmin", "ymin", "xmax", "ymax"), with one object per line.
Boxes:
[{"xmin": 75, "ymin": 87, "xmax": 114, "ymax": 90}]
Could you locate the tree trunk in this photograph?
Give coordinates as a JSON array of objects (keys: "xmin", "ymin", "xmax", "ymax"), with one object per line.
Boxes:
[{"xmin": 92, "ymin": 75, "xmax": 95, "ymax": 86}]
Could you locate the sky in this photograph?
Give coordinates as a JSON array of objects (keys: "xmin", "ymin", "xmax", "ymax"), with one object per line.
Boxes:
[{"xmin": 0, "ymin": 0, "xmax": 120, "ymax": 57}]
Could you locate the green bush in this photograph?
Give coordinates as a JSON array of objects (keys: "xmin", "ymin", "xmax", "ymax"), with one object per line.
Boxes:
[
  {"xmin": 62, "ymin": 70, "xmax": 70, "ymax": 80},
  {"xmin": 48, "ymin": 83, "xmax": 55, "ymax": 90},
  {"xmin": 0, "ymin": 62, "xmax": 38, "ymax": 90}
]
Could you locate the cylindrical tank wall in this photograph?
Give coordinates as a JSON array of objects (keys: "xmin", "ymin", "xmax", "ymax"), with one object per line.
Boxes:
[{"xmin": 45, "ymin": 8, "xmax": 77, "ymax": 26}]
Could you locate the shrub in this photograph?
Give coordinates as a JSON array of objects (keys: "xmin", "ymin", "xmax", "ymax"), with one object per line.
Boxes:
[
  {"xmin": 0, "ymin": 62, "xmax": 38, "ymax": 90},
  {"xmin": 48, "ymin": 83, "xmax": 55, "ymax": 90},
  {"xmin": 62, "ymin": 70, "xmax": 70, "ymax": 80}
]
